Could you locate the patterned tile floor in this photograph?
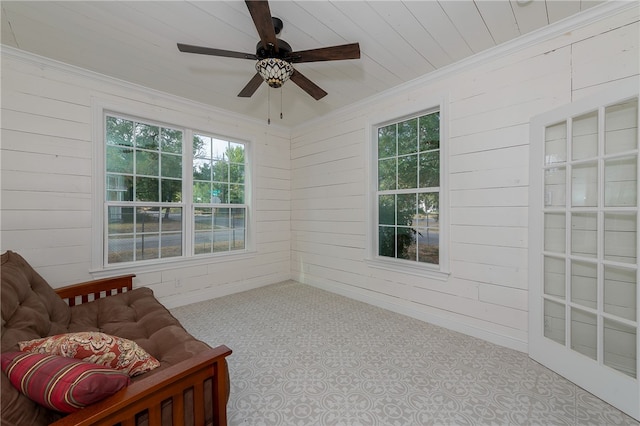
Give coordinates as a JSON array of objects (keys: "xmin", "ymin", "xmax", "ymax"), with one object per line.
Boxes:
[{"xmin": 171, "ymin": 281, "xmax": 638, "ymax": 425}]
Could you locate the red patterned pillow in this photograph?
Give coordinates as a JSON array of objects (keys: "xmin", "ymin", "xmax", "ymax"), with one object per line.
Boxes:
[
  {"xmin": 19, "ymin": 332, "xmax": 160, "ymax": 377},
  {"xmin": 1, "ymin": 352, "xmax": 130, "ymax": 413}
]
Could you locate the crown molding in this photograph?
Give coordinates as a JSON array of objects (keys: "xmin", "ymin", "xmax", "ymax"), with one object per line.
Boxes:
[
  {"xmin": 0, "ymin": 45, "xmax": 291, "ymax": 135},
  {"xmin": 294, "ymin": 0, "xmax": 639, "ymax": 133}
]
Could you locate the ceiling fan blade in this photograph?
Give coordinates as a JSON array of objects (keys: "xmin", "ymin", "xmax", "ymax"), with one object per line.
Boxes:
[
  {"xmin": 287, "ymin": 43, "xmax": 361, "ymax": 63},
  {"xmin": 177, "ymin": 43, "xmax": 257, "ymax": 60},
  {"xmin": 290, "ymin": 70, "xmax": 327, "ymax": 100},
  {"xmin": 245, "ymin": 0, "xmax": 278, "ymax": 52},
  {"xmin": 238, "ymin": 73, "xmax": 264, "ymax": 97}
]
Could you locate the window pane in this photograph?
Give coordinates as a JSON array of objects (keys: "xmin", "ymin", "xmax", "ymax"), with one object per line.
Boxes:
[
  {"xmin": 571, "ymin": 308, "xmax": 597, "ymax": 361},
  {"xmin": 544, "ymin": 256, "xmax": 565, "ymax": 299},
  {"xmin": 419, "ymin": 113, "xmax": 439, "ymax": 152},
  {"xmin": 604, "ymin": 319, "xmax": 637, "ymax": 379},
  {"xmin": 137, "ymin": 234, "xmax": 159, "ymax": 260},
  {"xmin": 229, "ymin": 184, "xmax": 244, "ymax": 204},
  {"xmin": 212, "ymin": 183, "xmax": 228, "ymax": 203},
  {"xmin": 228, "ymin": 143, "xmax": 245, "ymax": 163},
  {"xmin": 571, "ymin": 260, "xmax": 597, "ymax": 310},
  {"xmin": 572, "ymin": 162, "xmax": 598, "ymax": 207},
  {"xmin": 108, "ymin": 235, "xmax": 134, "ymax": 264},
  {"xmin": 136, "ymin": 207, "xmax": 159, "ymax": 232},
  {"xmin": 398, "ymin": 154, "xmax": 418, "ymax": 189},
  {"xmin": 212, "ymin": 138, "xmax": 228, "ymax": 160},
  {"xmin": 396, "ymin": 227, "xmax": 413, "ymax": 260},
  {"xmin": 604, "ymin": 156, "xmax": 637, "ymax": 207},
  {"xmin": 605, "ymin": 99, "xmax": 638, "ymax": 155},
  {"xmin": 230, "ymin": 163, "xmax": 245, "ymax": 184},
  {"xmin": 161, "ymin": 207, "xmax": 182, "ymax": 232},
  {"xmin": 193, "ymin": 181, "xmax": 211, "ymax": 203},
  {"xmin": 193, "ymin": 159, "xmax": 211, "ymax": 181},
  {"xmin": 572, "ymin": 111, "xmax": 598, "ymax": 160},
  {"xmin": 604, "ymin": 213, "xmax": 637, "ymax": 264},
  {"xmin": 379, "ymin": 226, "xmax": 395, "ymax": 258},
  {"xmin": 544, "ymin": 299, "xmax": 565, "ymax": 345},
  {"xmin": 571, "ymin": 213, "xmax": 597, "ymax": 258},
  {"xmin": 398, "ymin": 118, "xmax": 418, "ymax": 156},
  {"xmin": 378, "ymin": 158, "xmax": 396, "ymax": 190},
  {"xmin": 378, "ymin": 194, "xmax": 395, "ymax": 225},
  {"xmin": 419, "ymin": 151, "xmax": 439, "ymax": 188},
  {"xmin": 231, "ymin": 208, "xmax": 246, "ymax": 251},
  {"xmin": 108, "ymin": 207, "xmax": 134, "ymax": 234},
  {"xmin": 161, "ymin": 154, "xmax": 181, "ymax": 178},
  {"xmin": 161, "ymin": 179, "xmax": 181, "ymax": 203},
  {"xmin": 194, "ymin": 231, "xmax": 212, "ymax": 255},
  {"xmin": 106, "ymin": 116, "xmax": 133, "ymax": 146},
  {"xmin": 378, "ymin": 124, "xmax": 396, "ymax": 158},
  {"xmin": 544, "ymin": 213, "xmax": 565, "ymax": 253},
  {"xmin": 396, "ymin": 193, "xmax": 416, "ymax": 226},
  {"xmin": 160, "ymin": 232, "xmax": 182, "ymax": 259},
  {"xmin": 195, "ymin": 208, "xmax": 213, "ymax": 231},
  {"xmin": 136, "ymin": 151, "xmax": 159, "ymax": 176},
  {"xmin": 604, "ymin": 266, "xmax": 637, "ymax": 322},
  {"xmin": 193, "ymin": 134, "xmax": 211, "ymax": 158},
  {"xmin": 416, "ymin": 227, "xmax": 439, "ymax": 264},
  {"xmin": 106, "ymin": 146, "xmax": 133, "ymax": 174},
  {"xmin": 136, "ymin": 177, "xmax": 159, "ymax": 202},
  {"xmin": 545, "ymin": 121, "xmax": 566, "ymax": 165},
  {"xmin": 212, "ymin": 160, "xmax": 229, "ymax": 183},
  {"xmin": 161, "ymin": 128, "xmax": 182, "ymax": 154},
  {"xmin": 135, "ymin": 123, "xmax": 159, "ymax": 150},
  {"xmin": 544, "ymin": 167, "xmax": 565, "ymax": 207},
  {"xmin": 107, "ymin": 174, "xmax": 133, "ymax": 202}
]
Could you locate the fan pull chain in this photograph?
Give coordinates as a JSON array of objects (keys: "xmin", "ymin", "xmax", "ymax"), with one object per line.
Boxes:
[
  {"xmin": 267, "ymin": 88, "xmax": 271, "ymax": 125},
  {"xmin": 280, "ymin": 87, "xmax": 283, "ymax": 120}
]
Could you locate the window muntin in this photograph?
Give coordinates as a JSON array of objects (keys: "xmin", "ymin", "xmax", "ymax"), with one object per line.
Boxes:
[
  {"xmin": 193, "ymin": 134, "xmax": 246, "ymax": 255},
  {"xmin": 376, "ymin": 111, "xmax": 440, "ymax": 265},
  {"xmin": 104, "ymin": 114, "xmax": 248, "ymax": 266}
]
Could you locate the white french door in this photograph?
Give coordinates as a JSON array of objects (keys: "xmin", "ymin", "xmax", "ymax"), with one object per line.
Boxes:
[{"xmin": 529, "ymin": 80, "xmax": 639, "ymax": 420}]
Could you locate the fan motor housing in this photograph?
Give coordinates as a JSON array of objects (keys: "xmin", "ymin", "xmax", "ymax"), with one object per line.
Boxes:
[{"xmin": 256, "ymin": 39, "xmax": 292, "ymax": 59}]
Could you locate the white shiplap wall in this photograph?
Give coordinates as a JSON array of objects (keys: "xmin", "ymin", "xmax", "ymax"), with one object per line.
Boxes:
[
  {"xmin": 1, "ymin": 51, "xmax": 291, "ymax": 308},
  {"xmin": 291, "ymin": 7, "xmax": 639, "ymax": 352}
]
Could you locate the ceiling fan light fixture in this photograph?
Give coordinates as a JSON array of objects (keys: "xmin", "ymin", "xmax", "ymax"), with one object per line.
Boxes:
[{"xmin": 256, "ymin": 58, "xmax": 293, "ymax": 88}]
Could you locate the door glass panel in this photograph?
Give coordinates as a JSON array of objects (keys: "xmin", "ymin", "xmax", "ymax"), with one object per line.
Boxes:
[
  {"xmin": 545, "ymin": 122, "xmax": 567, "ymax": 165},
  {"xmin": 571, "ymin": 213, "xmax": 597, "ymax": 258},
  {"xmin": 544, "ymin": 213, "xmax": 565, "ymax": 253},
  {"xmin": 572, "ymin": 162, "xmax": 598, "ymax": 207},
  {"xmin": 604, "ymin": 319, "xmax": 637, "ymax": 379},
  {"xmin": 604, "ymin": 156, "xmax": 637, "ymax": 207},
  {"xmin": 572, "ymin": 111, "xmax": 598, "ymax": 160},
  {"xmin": 604, "ymin": 266, "xmax": 637, "ymax": 322},
  {"xmin": 544, "ymin": 299, "xmax": 566, "ymax": 345},
  {"xmin": 604, "ymin": 213, "xmax": 637, "ymax": 264},
  {"xmin": 545, "ymin": 167, "xmax": 566, "ymax": 207},
  {"xmin": 571, "ymin": 308, "xmax": 597, "ymax": 361},
  {"xmin": 544, "ymin": 256, "xmax": 565, "ymax": 299},
  {"xmin": 571, "ymin": 261, "xmax": 597, "ymax": 310},
  {"xmin": 605, "ymin": 99, "xmax": 638, "ymax": 155}
]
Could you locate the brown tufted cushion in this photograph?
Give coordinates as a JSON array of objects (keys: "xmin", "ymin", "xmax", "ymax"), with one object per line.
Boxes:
[{"xmin": 1, "ymin": 250, "xmax": 69, "ymax": 425}]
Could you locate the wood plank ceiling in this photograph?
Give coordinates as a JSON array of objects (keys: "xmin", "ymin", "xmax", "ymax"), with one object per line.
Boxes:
[{"xmin": 1, "ymin": 1, "xmax": 604, "ymax": 127}]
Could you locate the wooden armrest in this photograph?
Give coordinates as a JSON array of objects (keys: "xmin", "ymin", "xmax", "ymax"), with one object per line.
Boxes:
[
  {"xmin": 50, "ymin": 345, "xmax": 232, "ymax": 426},
  {"xmin": 55, "ymin": 275, "xmax": 135, "ymax": 306}
]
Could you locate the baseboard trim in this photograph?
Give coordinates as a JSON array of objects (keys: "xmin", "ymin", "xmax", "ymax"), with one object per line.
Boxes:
[
  {"xmin": 303, "ymin": 277, "xmax": 528, "ymax": 353},
  {"xmin": 160, "ymin": 273, "xmax": 291, "ymax": 309}
]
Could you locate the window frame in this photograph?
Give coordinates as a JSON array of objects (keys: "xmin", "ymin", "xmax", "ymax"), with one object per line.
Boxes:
[
  {"xmin": 366, "ymin": 96, "xmax": 450, "ymax": 280},
  {"xmin": 91, "ymin": 100, "xmax": 255, "ymax": 275}
]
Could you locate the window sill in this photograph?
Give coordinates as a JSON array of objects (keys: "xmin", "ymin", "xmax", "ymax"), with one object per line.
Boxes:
[
  {"xmin": 365, "ymin": 257, "xmax": 450, "ymax": 281},
  {"xmin": 89, "ymin": 250, "xmax": 257, "ymax": 279}
]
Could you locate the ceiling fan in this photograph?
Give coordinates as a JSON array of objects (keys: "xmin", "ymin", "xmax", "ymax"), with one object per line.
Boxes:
[{"xmin": 177, "ymin": 0, "xmax": 360, "ymax": 101}]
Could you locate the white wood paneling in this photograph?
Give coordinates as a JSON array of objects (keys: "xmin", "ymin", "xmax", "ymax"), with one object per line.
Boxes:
[
  {"xmin": 291, "ymin": 7, "xmax": 639, "ymax": 353},
  {"xmin": 1, "ymin": 52, "xmax": 291, "ymax": 301}
]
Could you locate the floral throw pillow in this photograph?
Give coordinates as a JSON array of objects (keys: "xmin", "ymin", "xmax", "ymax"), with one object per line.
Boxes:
[
  {"xmin": 1, "ymin": 351, "xmax": 130, "ymax": 413},
  {"xmin": 19, "ymin": 332, "xmax": 160, "ymax": 377}
]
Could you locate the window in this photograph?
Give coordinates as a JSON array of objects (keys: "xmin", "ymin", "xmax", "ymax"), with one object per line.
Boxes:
[
  {"xmin": 103, "ymin": 113, "xmax": 248, "ymax": 267},
  {"xmin": 375, "ymin": 110, "xmax": 442, "ymax": 268}
]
